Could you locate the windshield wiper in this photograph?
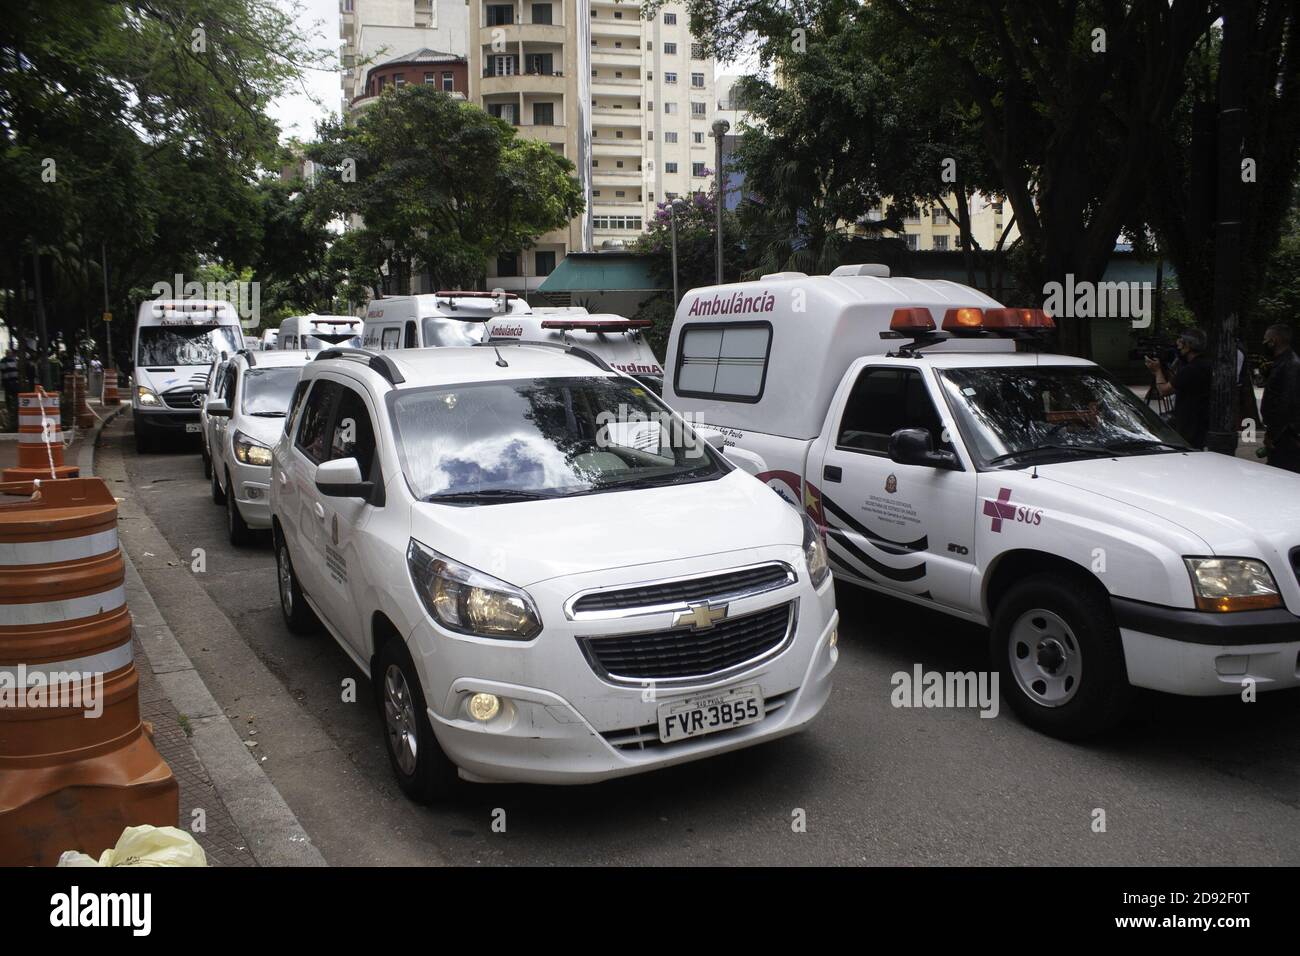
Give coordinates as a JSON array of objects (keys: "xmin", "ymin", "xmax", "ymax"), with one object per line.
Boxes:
[
  {"xmin": 249, "ymin": 411, "xmax": 286, "ymax": 417},
  {"xmin": 1103, "ymin": 438, "xmax": 1191, "ymax": 453},
  {"xmin": 594, "ymin": 468, "xmax": 717, "ymax": 491},
  {"xmin": 987, "ymin": 443, "xmax": 1117, "ymax": 466},
  {"xmin": 422, "ymin": 489, "xmax": 559, "ymax": 504}
]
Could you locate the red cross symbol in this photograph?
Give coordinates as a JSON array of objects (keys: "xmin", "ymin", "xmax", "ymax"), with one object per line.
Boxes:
[{"xmin": 983, "ymin": 487, "xmax": 1016, "ymax": 532}]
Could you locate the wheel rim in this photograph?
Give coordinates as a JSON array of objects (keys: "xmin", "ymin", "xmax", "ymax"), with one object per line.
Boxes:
[
  {"xmin": 1008, "ymin": 608, "xmax": 1082, "ymax": 707},
  {"xmin": 384, "ymin": 664, "xmax": 419, "ymax": 775},
  {"xmin": 227, "ymin": 484, "xmax": 234, "ymax": 530},
  {"xmin": 278, "ymin": 545, "xmax": 293, "ymax": 616}
]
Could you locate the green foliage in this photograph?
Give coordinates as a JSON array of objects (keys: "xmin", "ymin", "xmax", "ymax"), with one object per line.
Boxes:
[{"xmin": 307, "ymin": 86, "xmax": 584, "ymax": 292}]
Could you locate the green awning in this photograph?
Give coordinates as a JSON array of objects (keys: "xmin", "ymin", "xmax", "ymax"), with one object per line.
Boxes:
[{"xmin": 537, "ymin": 253, "xmax": 665, "ymax": 293}]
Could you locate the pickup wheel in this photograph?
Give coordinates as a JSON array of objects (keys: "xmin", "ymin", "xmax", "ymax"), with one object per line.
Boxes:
[
  {"xmin": 990, "ymin": 574, "xmax": 1132, "ymax": 740},
  {"xmin": 275, "ymin": 535, "xmax": 320, "ymax": 634},
  {"xmin": 377, "ymin": 638, "xmax": 457, "ymax": 803},
  {"xmin": 226, "ymin": 471, "xmax": 253, "ymax": 547},
  {"xmin": 210, "ymin": 464, "xmax": 226, "ymax": 505}
]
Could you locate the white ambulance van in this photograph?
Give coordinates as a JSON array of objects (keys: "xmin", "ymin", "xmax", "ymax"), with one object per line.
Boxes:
[
  {"xmin": 133, "ymin": 298, "xmax": 245, "ymax": 453},
  {"xmin": 486, "ymin": 312, "xmax": 665, "ymax": 392},
  {"xmin": 665, "ymin": 265, "xmax": 1300, "ymax": 739},
  {"xmin": 277, "ymin": 314, "xmax": 363, "ymax": 353},
  {"xmin": 260, "ymin": 328, "xmax": 280, "ymax": 350},
  {"xmin": 362, "ymin": 291, "xmax": 532, "ymax": 351}
]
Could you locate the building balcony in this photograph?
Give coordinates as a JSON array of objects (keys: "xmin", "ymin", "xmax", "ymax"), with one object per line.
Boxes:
[
  {"xmin": 591, "ymin": 49, "xmax": 643, "ymax": 68},
  {"xmin": 590, "ymin": 21, "xmax": 642, "ymax": 40},
  {"xmin": 515, "ymin": 124, "xmax": 567, "ymax": 144},
  {"xmin": 590, "ymin": 107, "xmax": 642, "ymax": 126},
  {"xmin": 591, "ymin": 138, "xmax": 643, "ymax": 157},
  {"xmin": 592, "ymin": 199, "xmax": 644, "ymax": 208},
  {"xmin": 479, "ymin": 23, "xmax": 567, "ymax": 45},
  {"xmin": 593, "ymin": 169, "xmax": 641, "ymax": 184},
  {"xmin": 481, "ymin": 71, "xmax": 566, "ymax": 95},
  {"xmin": 591, "ymin": 78, "xmax": 641, "ymax": 97}
]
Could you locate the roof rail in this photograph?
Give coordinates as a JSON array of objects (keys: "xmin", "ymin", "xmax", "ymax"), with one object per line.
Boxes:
[
  {"xmin": 313, "ymin": 347, "xmax": 406, "ymax": 385},
  {"xmin": 472, "ymin": 340, "xmax": 613, "ymax": 372}
]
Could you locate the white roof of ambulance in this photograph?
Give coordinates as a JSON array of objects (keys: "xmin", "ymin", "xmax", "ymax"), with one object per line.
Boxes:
[{"xmin": 664, "ymin": 267, "xmax": 1012, "ymax": 440}]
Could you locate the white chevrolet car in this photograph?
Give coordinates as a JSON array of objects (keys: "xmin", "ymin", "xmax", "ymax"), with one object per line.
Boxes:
[
  {"xmin": 206, "ymin": 349, "xmax": 312, "ymax": 545},
  {"xmin": 268, "ymin": 344, "xmax": 839, "ymax": 801}
]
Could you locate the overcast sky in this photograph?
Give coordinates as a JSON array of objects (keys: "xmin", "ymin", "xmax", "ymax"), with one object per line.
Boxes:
[{"xmin": 268, "ymin": 0, "xmax": 340, "ymax": 142}]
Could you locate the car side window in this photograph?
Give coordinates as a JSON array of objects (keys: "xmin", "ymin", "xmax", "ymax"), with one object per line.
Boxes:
[
  {"xmin": 837, "ymin": 367, "xmax": 951, "ymax": 455},
  {"xmin": 295, "ymin": 380, "xmax": 341, "ymax": 464},
  {"xmin": 381, "ymin": 327, "xmax": 401, "ymax": 350},
  {"xmin": 285, "ymin": 380, "xmax": 310, "ymax": 435},
  {"xmin": 328, "ymin": 387, "xmax": 377, "ymax": 481},
  {"xmin": 223, "ymin": 366, "xmax": 237, "ymax": 403},
  {"xmin": 403, "ymin": 321, "xmax": 418, "ymax": 348}
]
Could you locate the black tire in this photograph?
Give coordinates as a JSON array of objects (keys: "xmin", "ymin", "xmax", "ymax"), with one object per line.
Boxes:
[
  {"xmin": 226, "ymin": 472, "xmax": 253, "ymax": 547},
  {"xmin": 274, "ymin": 532, "xmax": 320, "ymax": 635},
  {"xmin": 202, "ymin": 446, "xmax": 211, "ymax": 480},
  {"xmin": 376, "ymin": 637, "xmax": 457, "ymax": 803},
  {"xmin": 210, "ymin": 464, "xmax": 226, "ymax": 505},
  {"xmin": 990, "ymin": 574, "xmax": 1133, "ymax": 740},
  {"xmin": 134, "ymin": 425, "xmax": 152, "ymax": 455}
]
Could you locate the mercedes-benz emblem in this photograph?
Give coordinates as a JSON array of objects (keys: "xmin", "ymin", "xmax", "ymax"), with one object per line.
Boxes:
[{"xmin": 191, "ymin": 393, "xmax": 203, "ymax": 408}]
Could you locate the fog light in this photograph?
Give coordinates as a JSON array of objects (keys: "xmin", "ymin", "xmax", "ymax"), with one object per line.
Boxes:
[
  {"xmin": 246, "ymin": 487, "xmax": 263, "ymax": 500},
  {"xmin": 468, "ymin": 692, "xmax": 501, "ymax": 722}
]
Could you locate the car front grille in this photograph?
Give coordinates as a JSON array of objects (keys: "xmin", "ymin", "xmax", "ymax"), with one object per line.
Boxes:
[
  {"xmin": 579, "ymin": 601, "xmax": 794, "ymax": 684},
  {"xmin": 161, "ymin": 388, "xmax": 200, "ymax": 409},
  {"xmin": 569, "ymin": 562, "xmax": 794, "ymax": 616}
]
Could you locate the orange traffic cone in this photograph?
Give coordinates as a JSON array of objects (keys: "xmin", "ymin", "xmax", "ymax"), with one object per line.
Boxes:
[
  {"xmin": 0, "ymin": 477, "xmax": 178, "ymax": 866},
  {"xmin": 3, "ymin": 391, "xmax": 78, "ymax": 482}
]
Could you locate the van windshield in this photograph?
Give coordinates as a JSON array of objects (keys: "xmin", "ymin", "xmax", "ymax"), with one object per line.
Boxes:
[
  {"xmin": 138, "ymin": 325, "xmax": 241, "ymax": 367},
  {"xmin": 391, "ymin": 376, "xmax": 724, "ymax": 503},
  {"xmin": 241, "ymin": 367, "xmax": 301, "ymax": 416},
  {"xmin": 937, "ymin": 365, "xmax": 1191, "ymax": 467},
  {"xmin": 306, "ymin": 333, "xmax": 362, "ymax": 349}
]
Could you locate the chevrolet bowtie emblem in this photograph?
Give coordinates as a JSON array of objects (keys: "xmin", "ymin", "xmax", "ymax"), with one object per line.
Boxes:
[{"xmin": 674, "ymin": 601, "xmax": 728, "ymax": 630}]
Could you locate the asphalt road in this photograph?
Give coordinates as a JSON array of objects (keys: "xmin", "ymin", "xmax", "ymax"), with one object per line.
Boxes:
[{"xmin": 110, "ymin": 412, "xmax": 1300, "ymax": 866}]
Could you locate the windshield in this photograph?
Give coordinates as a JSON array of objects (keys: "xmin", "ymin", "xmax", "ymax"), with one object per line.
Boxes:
[
  {"xmin": 938, "ymin": 365, "xmax": 1190, "ymax": 467},
  {"xmin": 421, "ymin": 317, "xmax": 488, "ymax": 348},
  {"xmin": 138, "ymin": 325, "xmax": 242, "ymax": 367},
  {"xmin": 391, "ymin": 376, "xmax": 725, "ymax": 503},
  {"xmin": 241, "ymin": 367, "xmax": 302, "ymax": 416},
  {"xmin": 306, "ymin": 333, "xmax": 362, "ymax": 350}
]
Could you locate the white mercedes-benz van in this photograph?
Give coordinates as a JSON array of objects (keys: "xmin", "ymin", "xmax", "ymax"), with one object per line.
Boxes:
[{"xmin": 133, "ymin": 299, "xmax": 246, "ymax": 453}]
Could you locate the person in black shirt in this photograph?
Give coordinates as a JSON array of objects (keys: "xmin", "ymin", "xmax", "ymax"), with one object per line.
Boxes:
[
  {"xmin": 1261, "ymin": 323, "xmax": 1300, "ymax": 473},
  {"xmin": 1145, "ymin": 328, "xmax": 1212, "ymax": 448}
]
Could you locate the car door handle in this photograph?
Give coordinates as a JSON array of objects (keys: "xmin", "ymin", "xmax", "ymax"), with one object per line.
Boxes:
[
  {"xmin": 824, "ymin": 465, "xmax": 842, "ymax": 483},
  {"xmin": 314, "ymin": 502, "xmax": 326, "ymax": 520}
]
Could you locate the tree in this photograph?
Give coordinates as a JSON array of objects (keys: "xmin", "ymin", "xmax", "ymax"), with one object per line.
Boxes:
[{"xmin": 307, "ymin": 86, "xmax": 583, "ymax": 293}]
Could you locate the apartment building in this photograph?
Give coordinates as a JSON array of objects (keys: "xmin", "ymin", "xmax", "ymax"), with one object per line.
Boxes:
[
  {"xmin": 340, "ymin": 0, "xmax": 469, "ymax": 114},
  {"xmin": 864, "ymin": 194, "xmax": 1021, "ymax": 251},
  {"xmin": 467, "ymin": 0, "xmax": 716, "ymax": 293}
]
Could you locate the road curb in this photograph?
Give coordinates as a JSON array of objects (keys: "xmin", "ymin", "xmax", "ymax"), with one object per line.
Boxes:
[{"xmin": 88, "ymin": 409, "xmax": 328, "ymax": 867}]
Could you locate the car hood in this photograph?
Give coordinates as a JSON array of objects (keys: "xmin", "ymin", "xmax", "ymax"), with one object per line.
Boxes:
[
  {"xmin": 408, "ymin": 469, "xmax": 802, "ymax": 587},
  {"xmin": 1036, "ymin": 451, "xmax": 1300, "ymax": 558}
]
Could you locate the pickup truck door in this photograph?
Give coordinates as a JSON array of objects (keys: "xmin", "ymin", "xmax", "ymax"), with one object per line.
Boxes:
[{"xmin": 814, "ymin": 363, "xmax": 978, "ymax": 613}]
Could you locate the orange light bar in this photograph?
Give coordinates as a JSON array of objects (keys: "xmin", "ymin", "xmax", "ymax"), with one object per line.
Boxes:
[
  {"xmin": 982, "ymin": 307, "xmax": 1057, "ymax": 330},
  {"xmin": 889, "ymin": 308, "xmax": 936, "ymax": 335},
  {"xmin": 541, "ymin": 319, "xmax": 652, "ymax": 332},
  {"xmin": 941, "ymin": 308, "xmax": 985, "ymax": 333}
]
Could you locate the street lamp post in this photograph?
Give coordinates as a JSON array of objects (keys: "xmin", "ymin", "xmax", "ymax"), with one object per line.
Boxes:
[
  {"xmin": 710, "ymin": 119, "xmax": 730, "ymax": 284},
  {"xmin": 669, "ymin": 199, "xmax": 681, "ymax": 306}
]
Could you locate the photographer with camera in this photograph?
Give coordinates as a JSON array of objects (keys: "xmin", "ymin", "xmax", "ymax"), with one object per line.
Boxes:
[
  {"xmin": 1261, "ymin": 324, "xmax": 1300, "ymax": 473},
  {"xmin": 1144, "ymin": 328, "xmax": 1212, "ymax": 449}
]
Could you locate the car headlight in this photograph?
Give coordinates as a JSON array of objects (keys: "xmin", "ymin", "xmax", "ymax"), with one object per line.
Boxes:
[
  {"xmin": 1184, "ymin": 557, "xmax": 1282, "ymax": 612},
  {"xmin": 136, "ymin": 386, "xmax": 159, "ymax": 406},
  {"xmin": 232, "ymin": 430, "xmax": 272, "ymax": 466},
  {"xmin": 407, "ymin": 539, "xmax": 542, "ymax": 640},
  {"xmin": 801, "ymin": 513, "xmax": 831, "ymax": 589}
]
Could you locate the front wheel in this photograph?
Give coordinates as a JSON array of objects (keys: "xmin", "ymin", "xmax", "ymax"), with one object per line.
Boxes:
[
  {"xmin": 990, "ymin": 574, "xmax": 1132, "ymax": 740},
  {"xmin": 226, "ymin": 472, "xmax": 253, "ymax": 546},
  {"xmin": 210, "ymin": 465, "xmax": 225, "ymax": 505},
  {"xmin": 377, "ymin": 638, "xmax": 457, "ymax": 803},
  {"xmin": 275, "ymin": 535, "xmax": 319, "ymax": 635}
]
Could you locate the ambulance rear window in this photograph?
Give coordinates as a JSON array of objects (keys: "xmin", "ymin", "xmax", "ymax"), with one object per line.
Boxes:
[{"xmin": 674, "ymin": 322, "xmax": 771, "ymax": 402}]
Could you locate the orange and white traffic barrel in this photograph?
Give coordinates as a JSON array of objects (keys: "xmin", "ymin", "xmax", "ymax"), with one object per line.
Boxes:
[
  {"xmin": 102, "ymin": 370, "xmax": 120, "ymax": 406},
  {"xmin": 72, "ymin": 373, "xmax": 94, "ymax": 429},
  {"xmin": 0, "ymin": 477, "xmax": 177, "ymax": 866},
  {"xmin": 3, "ymin": 392, "xmax": 78, "ymax": 482}
]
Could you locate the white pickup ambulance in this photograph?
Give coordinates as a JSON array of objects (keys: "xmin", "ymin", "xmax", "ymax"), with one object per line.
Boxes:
[
  {"xmin": 665, "ymin": 265, "xmax": 1300, "ymax": 739},
  {"xmin": 486, "ymin": 312, "xmax": 665, "ymax": 392},
  {"xmin": 133, "ymin": 298, "xmax": 246, "ymax": 453},
  {"xmin": 362, "ymin": 291, "xmax": 532, "ymax": 351}
]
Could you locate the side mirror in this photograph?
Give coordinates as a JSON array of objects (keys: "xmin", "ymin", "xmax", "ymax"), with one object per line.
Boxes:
[
  {"xmin": 206, "ymin": 398, "xmax": 231, "ymax": 417},
  {"xmin": 315, "ymin": 457, "xmax": 373, "ymax": 498},
  {"xmin": 888, "ymin": 428, "xmax": 960, "ymax": 470}
]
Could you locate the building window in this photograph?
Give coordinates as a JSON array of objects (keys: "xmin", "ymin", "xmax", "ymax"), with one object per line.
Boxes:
[
  {"xmin": 533, "ymin": 102, "xmax": 554, "ymax": 125},
  {"xmin": 691, "ymin": 101, "xmax": 706, "ymax": 117},
  {"xmin": 442, "ymin": 72, "xmax": 453, "ymax": 91},
  {"xmin": 614, "ymin": 9, "xmax": 623, "ymax": 18},
  {"xmin": 615, "ymin": 190, "xmax": 625, "ymax": 197},
  {"xmin": 691, "ymin": 43, "xmax": 705, "ymax": 59},
  {"xmin": 486, "ymin": 4, "xmax": 513, "ymax": 26},
  {"xmin": 424, "ymin": 72, "xmax": 434, "ymax": 84},
  {"xmin": 664, "ymin": 102, "xmax": 677, "ymax": 114},
  {"xmin": 525, "ymin": 53, "xmax": 554, "ymax": 75},
  {"xmin": 932, "ymin": 235, "xmax": 949, "ymax": 251},
  {"xmin": 665, "ymin": 162, "xmax": 678, "ymax": 173},
  {"xmin": 691, "ymin": 72, "xmax": 705, "ymax": 88},
  {"xmin": 489, "ymin": 55, "xmax": 518, "ymax": 76},
  {"xmin": 592, "ymin": 216, "xmax": 643, "ymax": 230},
  {"xmin": 647, "ymin": 71, "xmax": 652, "ymax": 81},
  {"xmin": 616, "ymin": 160, "xmax": 624, "ymax": 167},
  {"xmin": 663, "ymin": 42, "xmax": 677, "ymax": 54},
  {"xmin": 992, "ymin": 201, "xmax": 1004, "ymax": 214},
  {"xmin": 932, "ymin": 208, "xmax": 948, "ymax": 224},
  {"xmin": 692, "ymin": 162, "xmax": 706, "ymax": 177},
  {"xmin": 497, "ymin": 252, "xmax": 518, "ymax": 276},
  {"xmin": 664, "ymin": 12, "xmax": 677, "ymax": 24},
  {"xmin": 535, "ymin": 250, "xmax": 556, "ymax": 276},
  {"xmin": 666, "ymin": 191, "xmax": 679, "ymax": 200},
  {"xmin": 531, "ymin": 2, "xmax": 552, "ymax": 25},
  {"xmin": 488, "ymin": 102, "xmax": 518, "ymax": 124},
  {"xmin": 904, "ymin": 234, "xmax": 919, "ymax": 250},
  {"xmin": 664, "ymin": 131, "xmax": 678, "ymax": 143},
  {"xmin": 664, "ymin": 72, "xmax": 677, "ymax": 84},
  {"xmin": 692, "ymin": 131, "xmax": 703, "ymax": 144},
  {"xmin": 615, "ymin": 130, "xmax": 623, "ymax": 138}
]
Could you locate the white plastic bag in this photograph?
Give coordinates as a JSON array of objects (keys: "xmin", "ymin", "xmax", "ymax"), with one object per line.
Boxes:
[{"xmin": 56, "ymin": 825, "xmax": 208, "ymax": 867}]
